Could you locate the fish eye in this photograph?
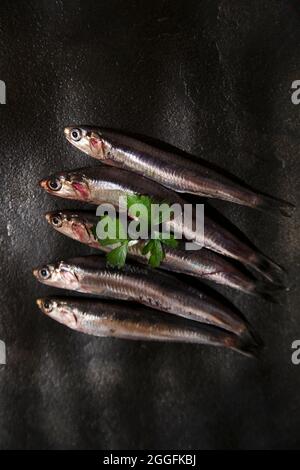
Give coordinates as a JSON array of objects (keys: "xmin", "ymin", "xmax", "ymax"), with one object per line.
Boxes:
[
  {"xmin": 71, "ymin": 128, "xmax": 82, "ymax": 141},
  {"xmin": 43, "ymin": 300, "xmax": 53, "ymax": 312},
  {"xmin": 48, "ymin": 178, "xmax": 62, "ymax": 191},
  {"xmin": 51, "ymin": 215, "xmax": 62, "ymax": 227},
  {"xmin": 39, "ymin": 267, "xmax": 51, "ymax": 280}
]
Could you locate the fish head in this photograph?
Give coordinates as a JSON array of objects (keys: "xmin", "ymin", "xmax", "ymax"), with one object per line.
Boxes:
[
  {"xmin": 45, "ymin": 210, "xmax": 95, "ymax": 245},
  {"xmin": 36, "ymin": 298, "xmax": 78, "ymax": 329},
  {"xmin": 45, "ymin": 210, "xmax": 65, "ymax": 231},
  {"xmin": 64, "ymin": 125, "xmax": 110, "ymax": 160},
  {"xmin": 33, "ymin": 261, "xmax": 80, "ymax": 290},
  {"xmin": 39, "ymin": 171, "xmax": 91, "ymax": 201}
]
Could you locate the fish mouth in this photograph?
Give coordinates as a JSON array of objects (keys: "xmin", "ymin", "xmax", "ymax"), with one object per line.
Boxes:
[
  {"xmin": 39, "ymin": 179, "xmax": 48, "ymax": 189},
  {"xmin": 32, "ymin": 268, "xmax": 39, "ymax": 279},
  {"xmin": 64, "ymin": 126, "xmax": 72, "ymax": 141},
  {"xmin": 45, "ymin": 212, "xmax": 53, "ymax": 223},
  {"xmin": 36, "ymin": 298, "xmax": 43, "ymax": 309}
]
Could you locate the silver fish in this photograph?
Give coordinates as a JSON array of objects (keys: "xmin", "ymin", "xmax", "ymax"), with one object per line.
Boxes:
[
  {"xmin": 39, "ymin": 166, "xmax": 285, "ymax": 285},
  {"xmin": 45, "ymin": 209, "xmax": 277, "ymax": 300},
  {"xmin": 36, "ymin": 297, "xmax": 258, "ymax": 357},
  {"xmin": 64, "ymin": 126, "xmax": 294, "ymax": 216},
  {"xmin": 33, "ymin": 255, "xmax": 259, "ymax": 346}
]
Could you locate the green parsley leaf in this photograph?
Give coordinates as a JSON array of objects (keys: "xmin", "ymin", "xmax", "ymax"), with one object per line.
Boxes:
[
  {"xmin": 99, "ymin": 238, "xmax": 120, "ymax": 247},
  {"xmin": 106, "ymin": 241, "xmax": 129, "ymax": 269},
  {"xmin": 159, "ymin": 233, "xmax": 179, "ymax": 248},
  {"xmin": 142, "ymin": 239, "xmax": 165, "ymax": 268}
]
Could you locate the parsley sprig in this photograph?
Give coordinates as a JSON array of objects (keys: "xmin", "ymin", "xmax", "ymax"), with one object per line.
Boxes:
[{"xmin": 92, "ymin": 194, "xmax": 178, "ymax": 268}]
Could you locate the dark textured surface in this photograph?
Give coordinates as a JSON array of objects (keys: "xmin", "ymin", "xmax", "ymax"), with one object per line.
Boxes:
[{"xmin": 0, "ymin": 0, "xmax": 299, "ymax": 450}]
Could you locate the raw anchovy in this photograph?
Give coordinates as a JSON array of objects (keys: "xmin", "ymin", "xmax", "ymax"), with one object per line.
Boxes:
[
  {"xmin": 39, "ymin": 166, "xmax": 285, "ymax": 285},
  {"xmin": 33, "ymin": 255, "xmax": 259, "ymax": 345},
  {"xmin": 36, "ymin": 297, "xmax": 258, "ymax": 357},
  {"xmin": 64, "ymin": 126, "xmax": 293, "ymax": 216},
  {"xmin": 45, "ymin": 209, "xmax": 277, "ymax": 300}
]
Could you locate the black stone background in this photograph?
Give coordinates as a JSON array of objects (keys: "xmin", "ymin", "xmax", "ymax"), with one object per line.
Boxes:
[{"xmin": 0, "ymin": 0, "xmax": 299, "ymax": 450}]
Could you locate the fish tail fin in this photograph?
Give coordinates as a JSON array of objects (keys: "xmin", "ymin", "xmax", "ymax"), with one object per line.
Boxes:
[
  {"xmin": 256, "ymin": 193, "xmax": 295, "ymax": 218},
  {"xmin": 233, "ymin": 328, "xmax": 264, "ymax": 358},
  {"xmin": 251, "ymin": 253, "xmax": 287, "ymax": 287},
  {"xmin": 252, "ymin": 280, "xmax": 287, "ymax": 303}
]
